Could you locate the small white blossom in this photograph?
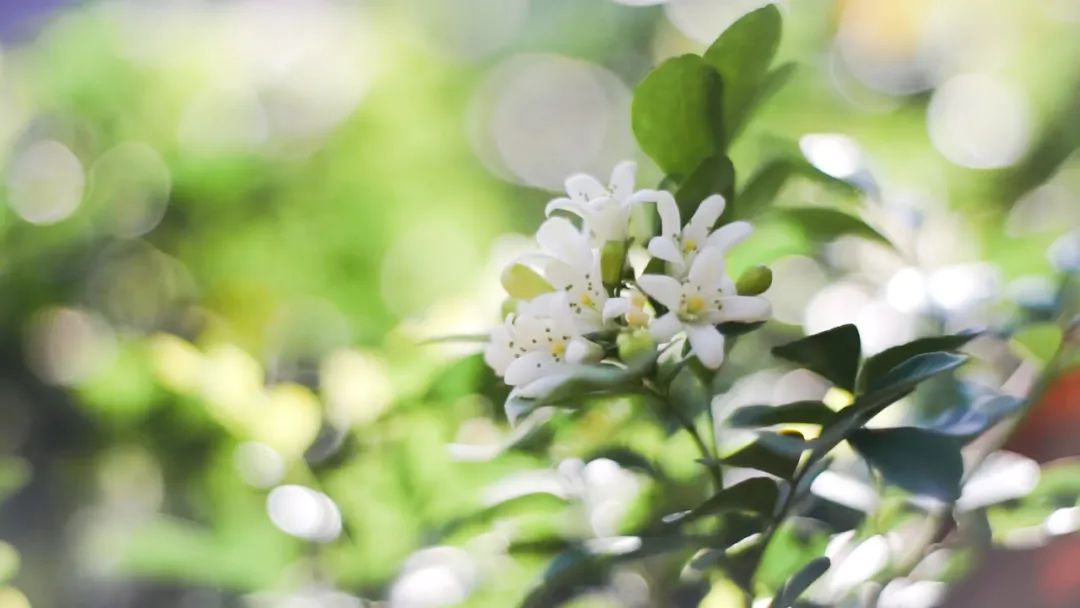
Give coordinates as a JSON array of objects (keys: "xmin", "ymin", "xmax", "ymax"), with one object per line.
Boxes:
[
  {"xmin": 530, "ymin": 217, "xmax": 608, "ymax": 331},
  {"xmin": 637, "ymin": 247, "xmax": 770, "ymax": 368},
  {"xmin": 648, "ymin": 191, "xmax": 753, "ymax": 277},
  {"xmin": 544, "ymin": 160, "xmax": 652, "ymax": 243},
  {"xmin": 484, "ymin": 292, "xmax": 602, "ymax": 395}
]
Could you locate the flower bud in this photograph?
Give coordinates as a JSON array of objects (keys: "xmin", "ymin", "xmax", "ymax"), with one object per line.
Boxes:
[
  {"xmin": 601, "ymin": 240, "xmax": 627, "ymax": 290},
  {"xmin": 500, "ymin": 263, "xmax": 553, "ymax": 299},
  {"xmin": 736, "ymin": 265, "xmax": 772, "ymax": 296},
  {"xmin": 617, "ymin": 328, "xmax": 655, "ymax": 362}
]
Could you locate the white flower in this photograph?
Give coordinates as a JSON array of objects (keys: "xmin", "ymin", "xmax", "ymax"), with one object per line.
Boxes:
[
  {"xmin": 637, "ymin": 247, "xmax": 771, "ymax": 368},
  {"xmin": 544, "ymin": 160, "xmax": 651, "ymax": 243},
  {"xmin": 484, "ymin": 292, "xmax": 602, "ymax": 395},
  {"xmin": 530, "ymin": 217, "xmax": 608, "ymax": 331},
  {"xmin": 602, "ymin": 286, "xmax": 653, "ymax": 329},
  {"xmin": 648, "ymin": 191, "xmax": 753, "ymax": 277}
]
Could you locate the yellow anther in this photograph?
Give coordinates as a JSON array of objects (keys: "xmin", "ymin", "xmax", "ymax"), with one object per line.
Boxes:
[
  {"xmin": 626, "ymin": 309, "xmax": 649, "ymax": 328},
  {"xmin": 580, "ymin": 293, "xmax": 596, "ymax": 309},
  {"xmin": 550, "ymin": 341, "xmax": 567, "ymax": 357},
  {"xmin": 682, "ymin": 239, "xmax": 698, "ymax": 254}
]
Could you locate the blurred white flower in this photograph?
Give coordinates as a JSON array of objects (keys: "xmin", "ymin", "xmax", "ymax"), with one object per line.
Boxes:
[
  {"xmin": 649, "ymin": 190, "xmax": 753, "ymax": 277},
  {"xmin": 638, "ymin": 247, "xmax": 770, "ymax": 368},
  {"xmin": 484, "ymin": 292, "xmax": 601, "ymax": 394}
]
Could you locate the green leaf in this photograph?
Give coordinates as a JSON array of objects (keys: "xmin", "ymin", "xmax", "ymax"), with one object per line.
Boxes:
[
  {"xmin": 864, "ymin": 352, "xmax": 968, "ymax": 395},
  {"xmin": 928, "ymin": 394, "xmax": 1024, "ymax": 443},
  {"xmin": 735, "ymin": 157, "xmax": 861, "ymax": 220},
  {"xmin": 772, "ymin": 324, "xmax": 861, "ymax": 391},
  {"xmin": 771, "ymin": 207, "xmax": 892, "ymax": 247},
  {"xmin": 722, "ymin": 433, "xmax": 803, "ymax": 479},
  {"xmin": 664, "ymin": 477, "xmax": 779, "ymax": 525},
  {"xmin": 769, "ymin": 557, "xmax": 831, "ymax": 608},
  {"xmin": 703, "ymin": 5, "xmax": 782, "ymax": 140},
  {"xmin": 727, "ymin": 401, "xmax": 837, "ymax": 428},
  {"xmin": 504, "ymin": 356, "xmax": 657, "ymax": 424},
  {"xmin": 632, "ymin": 54, "xmax": 724, "ymax": 177},
  {"xmin": 675, "ymin": 155, "xmax": 735, "ymax": 220},
  {"xmin": 849, "ymin": 427, "xmax": 964, "ymax": 501},
  {"xmin": 857, "ymin": 331, "xmax": 979, "ymax": 393}
]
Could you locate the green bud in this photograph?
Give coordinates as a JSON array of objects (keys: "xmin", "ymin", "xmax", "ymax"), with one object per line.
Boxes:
[
  {"xmin": 601, "ymin": 240, "xmax": 628, "ymax": 290},
  {"xmin": 500, "ymin": 263, "xmax": 553, "ymax": 300},
  {"xmin": 617, "ymin": 329, "xmax": 656, "ymax": 362},
  {"xmin": 736, "ymin": 265, "xmax": 772, "ymax": 296}
]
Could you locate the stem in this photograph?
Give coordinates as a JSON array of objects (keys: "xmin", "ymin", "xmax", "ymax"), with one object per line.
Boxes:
[{"xmin": 639, "ymin": 383, "xmax": 724, "ymax": 491}]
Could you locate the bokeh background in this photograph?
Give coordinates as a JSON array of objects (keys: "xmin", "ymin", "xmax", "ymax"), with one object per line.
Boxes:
[{"xmin": 0, "ymin": 0, "xmax": 1077, "ymax": 607}]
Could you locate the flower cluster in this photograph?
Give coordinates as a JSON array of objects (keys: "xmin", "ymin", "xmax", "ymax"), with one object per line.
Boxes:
[{"xmin": 484, "ymin": 162, "xmax": 771, "ymax": 399}]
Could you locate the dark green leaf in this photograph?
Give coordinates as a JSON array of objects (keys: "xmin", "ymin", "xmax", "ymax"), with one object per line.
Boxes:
[
  {"xmin": 675, "ymin": 155, "xmax": 735, "ymax": 220},
  {"xmin": 703, "ymin": 5, "xmax": 782, "ymax": 141},
  {"xmin": 928, "ymin": 394, "xmax": 1024, "ymax": 443},
  {"xmin": 664, "ymin": 477, "xmax": 779, "ymax": 525},
  {"xmin": 771, "ymin": 207, "xmax": 892, "ymax": 247},
  {"xmin": 631, "ymin": 54, "xmax": 723, "ymax": 176},
  {"xmin": 849, "ymin": 427, "xmax": 964, "ymax": 501},
  {"xmin": 770, "ymin": 557, "xmax": 831, "ymax": 608},
  {"xmin": 728, "ymin": 401, "xmax": 837, "ymax": 428},
  {"xmin": 772, "ymin": 324, "xmax": 861, "ymax": 391},
  {"xmin": 723, "ymin": 433, "xmax": 803, "ymax": 479},
  {"xmin": 857, "ymin": 331, "xmax": 980, "ymax": 393},
  {"xmin": 865, "ymin": 352, "xmax": 968, "ymax": 395}
]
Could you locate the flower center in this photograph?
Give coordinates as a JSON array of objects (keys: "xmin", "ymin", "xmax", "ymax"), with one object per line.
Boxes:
[
  {"xmin": 626, "ymin": 309, "xmax": 649, "ymax": 328},
  {"xmin": 681, "ymin": 239, "xmax": 698, "ymax": 255},
  {"xmin": 580, "ymin": 292, "xmax": 596, "ymax": 309},
  {"xmin": 685, "ymin": 295, "xmax": 706, "ymax": 314},
  {"xmin": 550, "ymin": 340, "xmax": 567, "ymax": 358}
]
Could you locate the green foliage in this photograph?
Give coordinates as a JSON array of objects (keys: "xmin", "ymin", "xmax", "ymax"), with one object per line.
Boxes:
[
  {"xmin": 772, "ymin": 324, "xmax": 861, "ymax": 391},
  {"xmin": 849, "ymin": 427, "xmax": 964, "ymax": 501},
  {"xmin": 631, "ymin": 54, "xmax": 724, "ymax": 177},
  {"xmin": 769, "ymin": 556, "xmax": 830, "ymax": 608}
]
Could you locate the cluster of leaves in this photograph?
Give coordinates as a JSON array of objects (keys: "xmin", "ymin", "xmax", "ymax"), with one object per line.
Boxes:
[{"xmin": 631, "ymin": 6, "xmax": 886, "ymax": 251}]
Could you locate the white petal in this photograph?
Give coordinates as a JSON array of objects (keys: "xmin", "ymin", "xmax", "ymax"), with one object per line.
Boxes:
[
  {"xmin": 588, "ymin": 197, "xmax": 628, "ymax": 241},
  {"xmin": 602, "ymin": 297, "xmax": 630, "ymax": 322},
  {"xmin": 537, "ymin": 217, "xmax": 591, "ymax": 269},
  {"xmin": 651, "ymin": 190, "xmax": 681, "ymax": 239},
  {"xmin": 717, "ymin": 295, "xmax": 771, "ymax": 323},
  {"xmin": 505, "ymin": 350, "xmax": 557, "ymax": 386},
  {"xmin": 565, "ymin": 173, "xmax": 607, "ymax": 203},
  {"xmin": 515, "ymin": 372, "xmax": 571, "ymax": 400},
  {"xmin": 566, "ymin": 338, "xmax": 602, "ymax": 363},
  {"xmin": 608, "ymin": 161, "xmax": 637, "ymax": 201},
  {"xmin": 484, "ymin": 327, "xmax": 515, "ymax": 375},
  {"xmin": 685, "ymin": 194, "xmax": 726, "ymax": 241},
  {"xmin": 547, "ymin": 291, "xmax": 579, "ymax": 338},
  {"xmin": 647, "ymin": 237, "xmax": 684, "ymax": 266},
  {"xmin": 545, "ymin": 197, "xmax": 588, "ymax": 219},
  {"xmin": 706, "ymin": 221, "xmax": 753, "ymax": 252},
  {"xmin": 687, "ymin": 247, "xmax": 727, "ymax": 290},
  {"xmin": 686, "ymin": 323, "xmax": 725, "ymax": 369},
  {"xmin": 650, "ymin": 312, "xmax": 682, "ymax": 342},
  {"xmin": 637, "ymin": 274, "xmax": 683, "ymax": 310}
]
